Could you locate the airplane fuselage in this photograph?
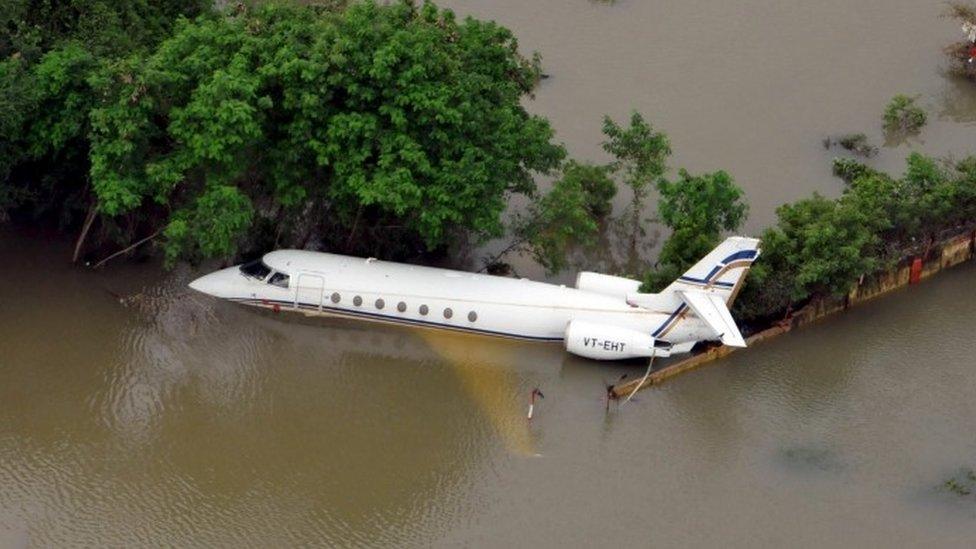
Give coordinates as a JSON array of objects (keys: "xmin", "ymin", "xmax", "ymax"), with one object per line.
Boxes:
[{"xmin": 189, "ymin": 250, "xmax": 713, "ymax": 346}]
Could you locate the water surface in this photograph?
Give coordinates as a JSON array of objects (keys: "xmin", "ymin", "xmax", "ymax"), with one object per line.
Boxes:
[{"xmin": 4, "ymin": 0, "xmax": 976, "ymax": 546}]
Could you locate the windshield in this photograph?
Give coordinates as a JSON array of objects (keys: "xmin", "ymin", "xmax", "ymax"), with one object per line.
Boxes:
[
  {"xmin": 240, "ymin": 260, "xmax": 272, "ymax": 280},
  {"xmin": 268, "ymin": 272, "xmax": 290, "ymax": 288}
]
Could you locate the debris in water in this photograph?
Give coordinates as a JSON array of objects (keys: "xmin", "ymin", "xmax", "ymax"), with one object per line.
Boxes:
[{"xmin": 527, "ymin": 387, "xmax": 544, "ymax": 420}]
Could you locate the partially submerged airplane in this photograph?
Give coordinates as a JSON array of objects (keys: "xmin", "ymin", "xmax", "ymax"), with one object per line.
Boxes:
[{"xmin": 189, "ymin": 236, "xmax": 760, "ymax": 361}]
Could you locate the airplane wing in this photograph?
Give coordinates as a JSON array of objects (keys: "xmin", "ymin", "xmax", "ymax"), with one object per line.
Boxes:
[{"xmin": 678, "ymin": 290, "xmax": 747, "ymax": 347}]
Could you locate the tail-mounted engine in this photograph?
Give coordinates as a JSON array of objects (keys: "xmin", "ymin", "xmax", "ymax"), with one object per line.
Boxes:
[
  {"xmin": 575, "ymin": 272, "xmax": 642, "ymax": 300},
  {"xmin": 564, "ymin": 320, "xmax": 671, "ymax": 361}
]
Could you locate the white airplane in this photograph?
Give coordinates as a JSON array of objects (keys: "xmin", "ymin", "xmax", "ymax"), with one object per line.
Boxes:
[{"xmin": 189, "ymin": 236, "xmax": 760, "ymax": 361}]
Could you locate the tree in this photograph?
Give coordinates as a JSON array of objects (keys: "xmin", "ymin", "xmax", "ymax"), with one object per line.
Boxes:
[
  {"xmin": 736, "ymin": 152, "xmax": 976, "ymax": 322},
  {"xmin": 731, "ymin": 226, "xmax": 796, "ymax": 322},
  {"xmin": 768, "ymin": 194, "xmax": 878, "ymax": 299},
  {"xmin": 486, "ymin": 159, "xmax": 614, "ymax": 276},
  {"xmin": 86, "ymin": 1, "xmax": 565, "ymax": 264},
  {"xmin": 0, "ymin": 0, "xmax": 211, "ymax": 251},
  {"xmin": 641, "ymin": 169, "xmax": 747, "ymax": 291},
  {"xmin": 601, "ymin": 111, "xmax": 670, "ymax": 263},
  {"xmin": 513, "ymin": 171, "xmax": 602, "ymax": 275},
  {"xmin": 0, "ymin": 0, "xmax": 210, "ymax": 62},
  {"xmin": 556, "ymin": 160, "xmax": 616, "ymax": 218}
]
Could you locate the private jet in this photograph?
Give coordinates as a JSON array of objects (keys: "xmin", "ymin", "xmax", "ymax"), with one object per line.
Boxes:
[{"xmin": 189, "ymin": 236, "xmax": 760, "ymax": 361}]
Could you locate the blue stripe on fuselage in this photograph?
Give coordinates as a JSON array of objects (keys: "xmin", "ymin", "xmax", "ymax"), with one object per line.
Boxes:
[
  {"xmin": 661, "ymin": 248, "xmax": 757, "ymax": 335},
  {"xmin": 652, "ymin": 303, "xmax": 687, "ymax": 337},
  {"xmin": 720, "ymin": 249, "xmax": 757, "ymax": 263}
]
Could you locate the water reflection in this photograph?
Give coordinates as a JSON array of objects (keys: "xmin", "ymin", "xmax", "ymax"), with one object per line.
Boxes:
[{"xmin": 6, "ymin": 234, "xmax": 976, "ymax": 545}]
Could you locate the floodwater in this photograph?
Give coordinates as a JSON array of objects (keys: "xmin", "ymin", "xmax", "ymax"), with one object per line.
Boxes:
[
  {"xmin": 3, "ymin": 0, "xmax": 976, "ymax": 547},
  {"xmin": 443, "ymin": 0, "xmax": 976, "ymax": 232}
]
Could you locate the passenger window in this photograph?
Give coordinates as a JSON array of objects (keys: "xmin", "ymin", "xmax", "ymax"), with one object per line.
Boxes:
[
  {"xmin": 268, "ymin": 272, "xmax": 290, "ymax": 288},
  {"xmin": 240, "ymin": 260, "xmax": 271, "ymax": 280}
]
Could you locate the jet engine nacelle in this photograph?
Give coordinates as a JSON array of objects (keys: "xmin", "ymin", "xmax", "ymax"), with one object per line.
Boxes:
[
  {"xmin": 564, "ymin": 320, "xmax": 670, "ymax": 361},
  {"xmin": 575, "ymin": 272, "xmax": 642, "ymax": 300}
]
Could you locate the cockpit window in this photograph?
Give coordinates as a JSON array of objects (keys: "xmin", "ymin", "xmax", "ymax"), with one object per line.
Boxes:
[
  {"xmin": 240, "ymin": 260, "xmax": 272, "ymax": 280},
  {"xmin": 268, "ymin": 272, "xmax": 290, "ymax": 288}
]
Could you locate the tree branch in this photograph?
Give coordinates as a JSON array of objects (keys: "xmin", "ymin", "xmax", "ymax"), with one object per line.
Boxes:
[{"xmin": 91, "ymin": 230, "xmax": 161, "ymax": 269}]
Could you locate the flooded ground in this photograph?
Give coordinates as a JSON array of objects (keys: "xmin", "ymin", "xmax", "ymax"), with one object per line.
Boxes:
[
  {"xmin": 442, "ymin": 0, "xmax": 976, "ymax": 234},
  {"xmin": 3, "ymin": 0, "xmax": 976, "ymax": 546},
  {"xmin": 5, "ymin": 228, "xmax": 976, "ymax": 546}
]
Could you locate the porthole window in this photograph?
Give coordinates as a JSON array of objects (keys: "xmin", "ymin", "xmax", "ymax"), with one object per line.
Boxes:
[
  {"xmin": 375, "ymin": 298, "xmax": 385, "ymax": 309},
  {"xmin": 331, "ymin": 292, "xmax": 341, "ymax": 304},
  {"xmin": 353, "ymin": 295, "xmax": 363, "ymax": 307},
  {"xmin": 419, "ymin": 304, "xmax": 429, "ymax": 316},
  {"xmin": 443, "ymin": 307, "xmax": 453, "ymax": 319},
  {"xmin": 397, "ymin": 301, "xmax": 407, "ymax": 313},
  {"xmin": 468, "ymin": 311, "xmax": 477, "ymax": 322}
]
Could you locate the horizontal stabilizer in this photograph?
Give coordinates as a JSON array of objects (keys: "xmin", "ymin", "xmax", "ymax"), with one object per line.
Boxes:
[{"xmin": 678, "ymin": 290, "xmax": 746, "ymax": 347}]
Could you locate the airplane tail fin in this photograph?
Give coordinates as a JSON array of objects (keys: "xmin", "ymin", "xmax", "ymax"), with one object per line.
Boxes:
[
  {"xmin": 660, "ymin": 236, "xmax": 761, "ymax": 305},
  {"xmin": 625, "ymin": 236, "xmax": 760, "ymax": 347}
]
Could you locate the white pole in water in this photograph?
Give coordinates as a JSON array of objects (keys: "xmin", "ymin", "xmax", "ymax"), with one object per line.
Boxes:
[{"xmin": 527, "ymin": 388, "xmax": 543, "ymax": 420}]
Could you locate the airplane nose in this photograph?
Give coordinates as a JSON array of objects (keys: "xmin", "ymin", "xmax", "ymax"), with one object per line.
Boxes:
[{"xmin": 188, "ymin": 268, "xmax": 236, "ymax": 297}]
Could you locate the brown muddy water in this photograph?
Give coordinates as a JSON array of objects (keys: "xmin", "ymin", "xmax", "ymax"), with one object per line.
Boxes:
[
  {"xmin": 5, "ymin": 232, "xmax": 976, "ymax": 548},
  {"xmin": 443, "ymin": 0, "xmax": 976, "ymax": 256},
  {"xmin": 4, "ymin": 0, "xmax": 976, "ymax": 546}
]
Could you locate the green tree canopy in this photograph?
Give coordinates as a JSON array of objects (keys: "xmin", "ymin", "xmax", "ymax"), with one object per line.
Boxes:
[
  {"xmin": 86, "ymin": 0, "xmax": 564, "ymax": 262},
  {"xmin": 1, "ymin": 0, "xmax": 209, "ymax": 62},
  {"xmin": 641, "ymin": 169, "xmax": 747, "ymax": 291},
  {"xmin": 514, "ymin": 169, "xmax": 602, "ymax": 275},
  {"xmin": 601, "ymin": 111, "xmax": 670, "ymax": 195},
  {"xmin": 601, "ymin": 111, "xmax": 670, "ymax": 266},
  {"xmin": 656, "ymin": 169, "xmax": 747, "ymax": 267},
  {"xmin": 0, "ymin": 0, "xmax": 210, "ymax": 235},
  {"xmin": 737, "ymin": 152, "xmax": 976, "ymax": 322},
  {"xmin": 556, "ymin": 160, "xmax": 616, "ymax": 218},
  {"xmin": 766, "ymin": 194, "xmax": 878, "ymax": 298}
]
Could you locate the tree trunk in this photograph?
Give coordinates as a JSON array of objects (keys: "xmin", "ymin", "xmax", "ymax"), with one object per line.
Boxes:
[
  {"xmin": 345, "ymin": 205, "xmax": 363, "ymax": 252},
  {"xmin": 72, "ymin": 201, "xmax": 97, "ymax": 264}
]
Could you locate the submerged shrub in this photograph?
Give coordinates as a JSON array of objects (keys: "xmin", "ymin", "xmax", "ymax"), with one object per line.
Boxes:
[
  {"xmin": 883, "ymin": 95, "xmax": 927, "ymax": 134},
  {"xmin": 832, "ymin": 158, "xmax": 879, "ymax": 184},
  {"xmin": 940, "ymin": 469, "xmax": 976, "ymax": 497},
  {"xmin": 837, "ymin": 133, "xmax": 878, "ymax": 157},
  {"xmin": 824, "ymin": 133, "xmax": 877, "ymax": 157}
]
